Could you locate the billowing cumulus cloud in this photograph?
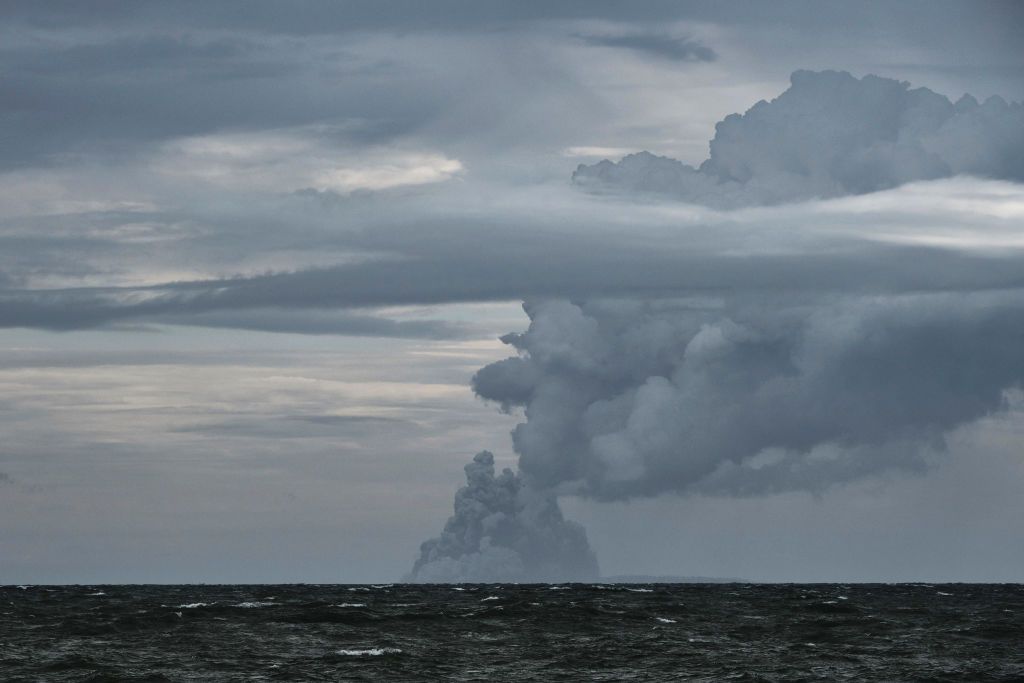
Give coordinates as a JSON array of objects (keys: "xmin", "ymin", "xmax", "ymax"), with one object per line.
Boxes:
[{"xmin": 573, "ymin": 70, "xmax": 1024, "ymax": 207}]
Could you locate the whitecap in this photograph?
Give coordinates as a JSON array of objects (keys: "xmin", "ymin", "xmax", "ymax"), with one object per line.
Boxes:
[
  {"xmin": 452, "ymin": 587, "xmax": 466, "ymax": 591},
  {"xmin": 480, "ymin": 596, "xmax": 500, "ymax": 601},
  {"xmin": 335, "ymin": 603, "xmax": 366, "ymax": 608},
  {"xmin": 336, "ymin": 648, "xmax": 402, "ymax": 657},
  {"xmin": 177, "ymin": 602, "xmax": 212, "ymax": 609},
  {"xmin": 626, "ymin": 588, "xmax": 653, "ymax": 593},
  {"xmin": 548, "ymin": 586, "xmax": 570, "ymax": 590},
  {"xmin": 88, "ymin": 591, "xmax": 106, "ymax": 596},
  {"xmin": 234, "ymin": 601, "xmax": 275, "ymax": 608},
  {"xmin": 348, "ymin": 587, "xmax": 370, "ymax": 592},
  {"xmin": 656, "ymin": 617, "xmax": 676, "ymax": 623},
  {"xmin": 936, "ymin": 591, "xmax": 953, "ymax": 596}
]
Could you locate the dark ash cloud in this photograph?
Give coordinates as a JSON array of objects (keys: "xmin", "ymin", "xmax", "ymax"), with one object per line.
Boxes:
[
  {"xmin": 407, "ymin": 451, "xmax": 598, "ymax": 582},
  {"xmin": 471, "ymin": 294, "xmax": 1024, "ymax": 500}
]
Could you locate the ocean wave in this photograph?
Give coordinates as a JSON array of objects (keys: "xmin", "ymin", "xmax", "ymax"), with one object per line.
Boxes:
[{"xmin": 335, "ymin": 648, "xmax": 402, "ymax": 657}]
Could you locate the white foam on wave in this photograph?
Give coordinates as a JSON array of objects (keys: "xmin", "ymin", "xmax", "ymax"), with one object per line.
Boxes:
[
  {"xmin": 335, "ymin": 603, "xmax": 366, "ymax": 608},
  {"xmin": 452, "ymin": 587, "xmax": 466, "ymax": 591},
  {"xmin": 234, "ymin": 601, "xmax": 275, "ymax": 608},
  {"xmin": 348, "ymin": 587, "xmax": 370, "ymax": 592},
  {"xmin": 88, "ymin": 591, "xmax": 106, "ymax": 596},
  {"xmin": 937, "ymin": 591, "xmax": 953, "ymax": 596},
  {"xmin": 336, "ymin": 648, "xmax": 402, "ymax": 657},
  {"xmin": 177, "ymin": 602, "xmax": 212, "ymax": 609},
  {"xmin": 480, "ymin": 596, "xmax": 500, "ymax": 601},
  {"xmin": 626, "ymin": 588, "xmax": 653, "ymax": 593},
  {"xmin": 656, "ymin": 617, "xmax": 676, "ymax": 624},
  {"xmin": 548, "ymin": 586, "xmax": 570, "ymax": 590}
]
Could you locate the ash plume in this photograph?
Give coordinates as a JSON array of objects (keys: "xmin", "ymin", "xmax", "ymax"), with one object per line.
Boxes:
[
  {"xmin": 410, "ymin": 71, "xmax": 1024, "ymax": 582},
  {"xmin": 472, "ymin": 295, "xmax": 1024, "ymax": 500},
  {"xmin": 406, "ymin": 451, "xmax": 597, "ymax": 583}
]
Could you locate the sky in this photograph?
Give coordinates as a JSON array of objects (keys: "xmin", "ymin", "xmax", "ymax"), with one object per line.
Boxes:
[{"xmin": 1, "ymin": 1, "xmax": 1023, "ymax": 583}]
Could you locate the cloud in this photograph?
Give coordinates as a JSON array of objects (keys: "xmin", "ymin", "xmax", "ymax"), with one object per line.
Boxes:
[
  {"xmin": 573, "ymin": 70, "xmax": 1024, "ymax": 207},
  {"xmin": 156, "ymin": 131, "xmax": 463, "ymax": 193},
  {"xmin": 151, "ymin": 309, "xmax": 473, "ymax": 339},
  {"xmin": 3, "ymin": 175, "xmax": 1024, "ymax": 332},
  {"xmin": 471, "ymin": 292, "xmax": 1024, "ymax": 500},
  {"xmin": 576, "ymin": 33, "xmax": 715, "ymax": 62},
  {"xmin": 173, "ymin": 414, "xmax": 417, "ymax": 440}
]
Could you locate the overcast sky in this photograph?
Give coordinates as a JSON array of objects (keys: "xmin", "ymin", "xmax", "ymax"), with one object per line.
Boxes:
[{"xmin": 2, "ymin": 1, "xmax": 1023, "ymax": 583}]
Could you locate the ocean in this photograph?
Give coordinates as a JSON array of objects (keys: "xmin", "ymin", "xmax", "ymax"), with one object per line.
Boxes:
[{"xmin": 2, "ymin": 583, "xmax": 1022, "ymax": 681}]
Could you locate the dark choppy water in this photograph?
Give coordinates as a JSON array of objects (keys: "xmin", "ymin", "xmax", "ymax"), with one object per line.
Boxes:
[{"xmin": 2, "ymin": 583, "xmax": 1022, "ymax": 681}]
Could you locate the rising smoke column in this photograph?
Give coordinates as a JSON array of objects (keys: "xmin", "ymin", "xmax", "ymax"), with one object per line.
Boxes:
[{"xmin": 406, "ymin": 451, "xmax": 597, "ymax": 582}]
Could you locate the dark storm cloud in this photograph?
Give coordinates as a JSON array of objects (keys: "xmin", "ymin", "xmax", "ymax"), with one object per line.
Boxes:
[
  {"xmin": 0, "ymin": 32, "xmax": 435, "ymax": 168},
  {"xmin": 4, "ymin": 1, "xmax": 1020, "ymax": 169},
  {"xmin": 6, "ymin": 1, "xmax": 1021, "ymax": 37},
  {"xmin": 576, "ymin": 34, "xmax": 715, "ymax": 62}
]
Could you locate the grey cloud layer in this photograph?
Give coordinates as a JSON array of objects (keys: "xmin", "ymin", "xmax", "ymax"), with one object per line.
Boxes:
[
  {"xmin": 5, "ymin": 231, "xmax": 1024, "ymax": 333},
  {"xmin": 573, "ymin": 71, "xmax": 1024, "ymax": 207},
  {"xmin": 576, "ymin": 34, "xmax": 715, "ymax": 62}
]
